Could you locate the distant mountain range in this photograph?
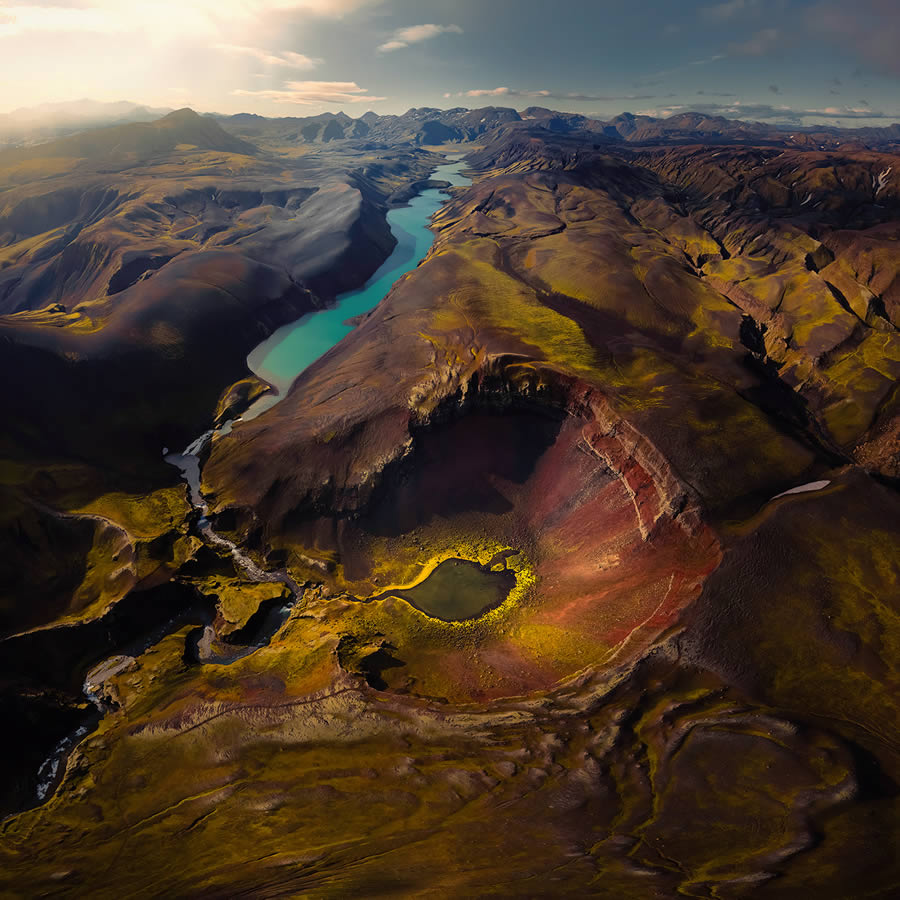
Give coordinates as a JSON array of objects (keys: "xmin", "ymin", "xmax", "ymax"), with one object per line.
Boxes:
[
  {"xmin": 4, "ymin": 100, "xmax": 900, "ymax": 156},
  {"xmin": 0, "ymin": 108, "xmax": 256, "ymax": 164},
  {"xmin": 215, "ymin": 105, "xmax": 900, "ymax": 151},
  {"xmin": 0, "ymin": 100, "xmax": 173, "ymax": 149}
]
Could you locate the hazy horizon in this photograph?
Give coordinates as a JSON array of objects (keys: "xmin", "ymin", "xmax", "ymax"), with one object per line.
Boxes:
[{"xmin": 4, "ymin": 97, "xmax": 900, "ymax": 136}]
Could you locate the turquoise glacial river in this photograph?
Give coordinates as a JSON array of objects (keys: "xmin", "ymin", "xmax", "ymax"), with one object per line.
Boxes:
[{"xmin": 242, "ymin": 159, "xmax": 471, "ymax": 420}]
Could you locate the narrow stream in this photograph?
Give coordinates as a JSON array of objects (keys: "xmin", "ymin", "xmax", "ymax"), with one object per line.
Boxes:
[{"xmin": 26, "ymin": 159, "xmax": 472, "ymax": 813}]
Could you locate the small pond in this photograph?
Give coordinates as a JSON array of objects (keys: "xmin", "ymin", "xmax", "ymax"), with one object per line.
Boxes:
[{"xmin": 372, "ymin": 558, "xmax": 516, "ymax": 622}]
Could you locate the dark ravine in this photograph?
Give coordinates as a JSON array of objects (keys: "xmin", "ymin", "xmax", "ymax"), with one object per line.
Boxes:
[{"xmin": 0, "ymin": 580, "xmax": 213, "ymax": 818}]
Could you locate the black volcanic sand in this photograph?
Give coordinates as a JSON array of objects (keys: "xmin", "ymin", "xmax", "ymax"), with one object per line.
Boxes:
[{"xmin": 371, "ymin": 558, "xmax": 516, "ymax": 622}]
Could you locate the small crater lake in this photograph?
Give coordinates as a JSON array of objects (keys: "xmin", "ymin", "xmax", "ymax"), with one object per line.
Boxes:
[{"xmin": 372, "ymin": 558, "xmax": 517, "ymax": 622}]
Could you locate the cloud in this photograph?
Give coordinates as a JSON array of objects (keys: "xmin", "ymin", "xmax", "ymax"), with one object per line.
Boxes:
[
  {"xmin": 0, "ymin": 1, "xmax": 382, "ymax": 113},
  {"xmin": 566, "ymin": 92, "xmax": 655, "ymax": 103},
  {"xmin": 215, "ymin": 44, "xmax": 320, "ymax": 69},
  {"xmin": 465, "ymin": 87, "xmax": 513, "ymax": 97},
  {"xmin": 810, "ymin": 0, "xmax": 900, "ymax": 76},
  {"xmin": 282, "ymin": 51, "xmax": 320, "ymax": 68},
  {"xmin": 0, "ymin": 1, "xmax": 378, "ymax": 41},
  {"xmin": 377, "ymin": 23, "xmax": 462, "ymax": 53},
  {"xmin": 819, "ymin": 106, "xmax": 878, "ymax": 117},
  {"xmin": 0, "ymin": 5, "xmax": 122, "ymax": 37},
  {"xmin": 729, "ymin": 27, "xmax": 780, "ymax": 55},
  {"xmin": 702, "ymin": 0, "xmax": 759, "ymax": 21},
  {"xmin": 690, "ymin": 53, "xmax": 726, "ymax": 65},
  {"xmin": 233, "ymin": 80, "xmax": 386, "ymax": 105},
  {"xmin": 655, "ymin": 100, "xmax": 900, "ymax": 124},
  {"xmin": 637, "ymin": 52, "xmax": 725, "ymax": 86},
  {"xmin": 460, "ymin": 87, "xmax": 654, "ymax": 102}
]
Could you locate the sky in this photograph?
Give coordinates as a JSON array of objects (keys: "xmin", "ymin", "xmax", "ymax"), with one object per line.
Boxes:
[{"xmin": 1, "ymin": 0, "xmax": 899, "ymax": 126}]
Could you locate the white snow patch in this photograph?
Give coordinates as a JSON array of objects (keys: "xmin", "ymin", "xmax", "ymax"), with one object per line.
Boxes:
[{"xmin": 771, "ymin": 480, "xmax": 831, "ymax": 501}]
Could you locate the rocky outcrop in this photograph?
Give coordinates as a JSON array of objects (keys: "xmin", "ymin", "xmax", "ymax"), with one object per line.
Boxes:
[
  {"xmin": 213, "ymin": 376, "xmax": 272, "ymax": 427},
  {"xmin": 217, "ymin": 105, "xmax": 900, "ymax": 152}
]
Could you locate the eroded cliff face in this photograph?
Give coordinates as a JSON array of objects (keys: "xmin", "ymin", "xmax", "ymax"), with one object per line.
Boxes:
[
  {"xmin": 627, "ymin": 145, "xmax": 900, "ymax": 470},
  {"xmin": 2, "ymin": 130, "xmax": 900, "ymax": 898}
]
